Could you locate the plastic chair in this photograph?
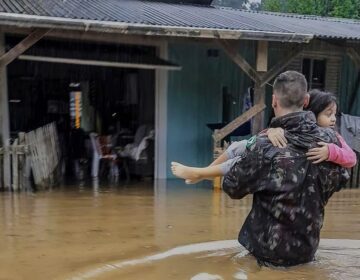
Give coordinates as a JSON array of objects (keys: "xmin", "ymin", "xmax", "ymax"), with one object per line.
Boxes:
[{"xmin": 90, "ymin": 133, "xmax": 118, "ymax": 178}]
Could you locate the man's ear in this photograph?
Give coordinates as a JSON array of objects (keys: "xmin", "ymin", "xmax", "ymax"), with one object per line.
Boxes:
[
  {"xmin": 303, "ymin": 93, "xmax": 310, "ymax": 108},
  {"xmin": 272, "ymin": 94, "xmax": 277, "ymax": 109}
]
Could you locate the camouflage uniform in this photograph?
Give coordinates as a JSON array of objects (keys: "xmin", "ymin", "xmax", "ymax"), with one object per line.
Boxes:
[{"xmin": 222, "ymin": 111, "xmax": 349, "ymax": 266}]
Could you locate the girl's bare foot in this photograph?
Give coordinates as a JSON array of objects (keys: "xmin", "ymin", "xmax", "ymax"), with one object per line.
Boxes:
[
  {"xmin": 171, "ymin": 162, "xmax": 201, "ymax": 181},
  {"xmin": 185, "ymin": 178, "xmax": 202, "ymax": 184}
]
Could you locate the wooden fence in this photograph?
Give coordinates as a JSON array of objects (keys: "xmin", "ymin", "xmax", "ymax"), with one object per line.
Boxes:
[{"xmin": 0, "ymin": 122, "xmax": 61, "ymax": 191}]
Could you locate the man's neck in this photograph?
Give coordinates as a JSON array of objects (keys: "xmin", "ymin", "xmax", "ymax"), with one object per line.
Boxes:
[{"xmin": 275, "ymin": 108, "xmax": 303, "ymax": 118}]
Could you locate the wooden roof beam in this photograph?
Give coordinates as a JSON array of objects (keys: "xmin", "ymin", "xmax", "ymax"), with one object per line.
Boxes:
[
  {"xmin": 0, "ymin": 28, "xmax": 50, "ymax": 67},
  {"xmin": 213, "ymin": 103, "xmax": 266, "ymax": 142},
  {"xmin": 218, "ymin": 40, "xmax": 261, "ymax": 83}
]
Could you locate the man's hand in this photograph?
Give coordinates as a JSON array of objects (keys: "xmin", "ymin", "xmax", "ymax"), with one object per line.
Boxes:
[
  {"xmin": 267, "ymin": 128, "xmax": 287, "ymax": 148},
  {"xmin": 306, "ymin": 142, "xmax": 329, "ymax": 164}
]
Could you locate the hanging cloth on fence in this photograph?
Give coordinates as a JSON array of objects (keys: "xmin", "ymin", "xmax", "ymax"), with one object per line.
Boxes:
[{"xmin": 340, "ymin": 113, "xmax": 360, "ymax": 153}]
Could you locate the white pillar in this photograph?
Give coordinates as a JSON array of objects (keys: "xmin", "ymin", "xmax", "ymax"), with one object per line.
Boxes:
[
  {"xmin": 0, "ymin": 33, "xmax": 11, "ymax": 189},
  {"xmin": 155, "ymin": 42, "xmax": 168, "ymax": 179}
]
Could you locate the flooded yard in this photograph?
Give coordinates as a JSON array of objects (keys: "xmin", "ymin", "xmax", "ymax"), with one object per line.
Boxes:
[{"xmin": 0, "ymin": 180, "xmax": 359, "ymax": 279}]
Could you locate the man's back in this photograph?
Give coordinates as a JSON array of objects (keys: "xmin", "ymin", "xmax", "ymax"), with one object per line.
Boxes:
[{"xmin": 223, "ymin": 111, "xmax": 349, "ymax": 266}]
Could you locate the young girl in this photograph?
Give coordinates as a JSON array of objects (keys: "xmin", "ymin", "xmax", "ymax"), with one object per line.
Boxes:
[{"xmin": 171, "ymin": 90, "xmax": 357, "ymax": 183}]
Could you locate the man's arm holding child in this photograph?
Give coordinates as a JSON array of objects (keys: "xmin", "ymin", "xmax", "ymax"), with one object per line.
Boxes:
[{"xmin": 222, "ymin": 136, "xmax": 267, "ymax": 199}]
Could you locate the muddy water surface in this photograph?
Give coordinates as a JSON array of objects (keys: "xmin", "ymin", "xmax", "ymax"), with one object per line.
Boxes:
[{"xmin": 0, "ymin": 180, "xmax": 359, "ymax": 279}]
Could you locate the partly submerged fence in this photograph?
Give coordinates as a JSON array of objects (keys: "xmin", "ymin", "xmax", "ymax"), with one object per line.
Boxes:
[
  {"xmin": 25, "ymin": 123, "xmax": 61, "ymax": 188},
  {"xmin": 0, "ymin": 122, "xmax": 61, "ymax": 191}
]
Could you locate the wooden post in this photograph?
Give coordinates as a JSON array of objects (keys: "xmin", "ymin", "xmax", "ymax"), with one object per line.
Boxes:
[
  {"xmin": 18, "ymin": 132, "xmax": 27, "ymax": 191},
  {"xmin": 0, "ymin": 33, "xmax": 11, "ymax": 189},
  {"xmin": 256, "ymin": 41, "xmax": 268, "ymax": 72},
  {"xmin": 213, "ymin": 133, "xmax": 222, "ymax": 190},
  {"xmin": 260, "ymin": 45, "xmax": 303, "ymax": 87},
  {"xmin": 252, "ymin": 83, "xmax": 266, "ymax": 134},
  {"xmin": 252, "ymin": 41, "xmax": 268, "ymax": 134}
]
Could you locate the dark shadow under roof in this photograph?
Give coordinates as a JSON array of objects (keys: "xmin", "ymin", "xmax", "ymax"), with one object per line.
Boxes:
[{"xmin": 6, "ymin": 36, "xmax": 181, "ymax": 70}]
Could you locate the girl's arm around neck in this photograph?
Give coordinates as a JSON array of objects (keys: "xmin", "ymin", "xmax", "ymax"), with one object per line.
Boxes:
[{"xmin": 327, "ymin": 134, "xmax": 357, "ymax": 168}]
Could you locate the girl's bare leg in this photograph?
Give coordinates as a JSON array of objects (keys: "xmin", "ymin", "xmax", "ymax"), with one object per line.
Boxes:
[
  {"xmin": 184, "ymin": 152, "xmax": 229, "ymax": 184},
  {"xmin": 209, "ymin": 152, "xmax": 229, "ymax": 166}
]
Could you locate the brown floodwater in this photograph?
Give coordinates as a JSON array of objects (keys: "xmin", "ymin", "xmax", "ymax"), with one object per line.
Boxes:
[{"xmin": 0, "ymin": 180, "xmax": 359, "ymax": 280}]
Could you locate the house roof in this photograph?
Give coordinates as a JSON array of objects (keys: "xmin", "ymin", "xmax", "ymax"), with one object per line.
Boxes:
[{"xmin": 0, "ymin": 0, "xmax": 360, "ymax": 42}]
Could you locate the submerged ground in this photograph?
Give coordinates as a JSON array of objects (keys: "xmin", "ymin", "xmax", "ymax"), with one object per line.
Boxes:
[{"xmin": 0, "ymin": 180, "xmax": 359, "ymax": 279}]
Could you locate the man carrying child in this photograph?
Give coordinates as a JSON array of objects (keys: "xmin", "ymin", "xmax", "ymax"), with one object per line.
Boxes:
[{"xmin": 222, "ymin": 71, "xmax": 349, "ymax": 266}]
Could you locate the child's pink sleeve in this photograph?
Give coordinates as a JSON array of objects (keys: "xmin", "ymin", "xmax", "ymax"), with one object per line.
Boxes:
[{"xmin": 327, "ymin": 134, "xmax": 357, "ymax": 168}]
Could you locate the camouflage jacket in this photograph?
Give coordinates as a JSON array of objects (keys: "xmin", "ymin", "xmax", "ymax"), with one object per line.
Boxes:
[{"xmin": 222, "ymin": 111, "xmax": 349, "ymax": 266}]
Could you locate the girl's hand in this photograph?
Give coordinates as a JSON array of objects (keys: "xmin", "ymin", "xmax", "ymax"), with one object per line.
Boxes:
[
  {"xmin": 267, "ymin": 128, "xmax": 287, "ymax": 148},
  {"xmin": 306, "ymin": 142, "xmax": 329, "ymax": 163}
]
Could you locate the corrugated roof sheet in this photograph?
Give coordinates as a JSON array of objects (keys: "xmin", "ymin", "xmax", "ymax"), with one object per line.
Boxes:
[{"xmin": 0, "ymin": 0, "xmax": 360, "ymax": 41}]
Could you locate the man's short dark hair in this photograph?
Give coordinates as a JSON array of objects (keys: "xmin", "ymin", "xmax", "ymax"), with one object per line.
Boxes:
[{"xmin": 273, "ymin": 71, "xmax": 308, "ymax": 109}]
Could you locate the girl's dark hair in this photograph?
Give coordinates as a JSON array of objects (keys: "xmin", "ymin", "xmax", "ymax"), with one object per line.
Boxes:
[{"xmin": 306, "ymin": 89, "xmax": 338, "ymax": 118}]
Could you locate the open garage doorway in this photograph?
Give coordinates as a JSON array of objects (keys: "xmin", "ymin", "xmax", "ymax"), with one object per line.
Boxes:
[{"xmin": 6, "ymin": 36, "xmax": 173, "ymax": 182}]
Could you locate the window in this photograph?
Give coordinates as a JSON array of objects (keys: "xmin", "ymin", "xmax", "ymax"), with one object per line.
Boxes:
[{"xmin": 302, "ymin": 58, "xmax": 326, "ymax": 90}]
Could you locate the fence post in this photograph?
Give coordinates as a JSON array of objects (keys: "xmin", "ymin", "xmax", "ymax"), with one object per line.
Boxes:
[{"xmin": 11, "ymin": 138, "xmax": 18, "ymax": 191}]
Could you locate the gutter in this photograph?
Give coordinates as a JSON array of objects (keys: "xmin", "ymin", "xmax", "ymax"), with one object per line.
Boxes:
[{"xmin": 0, "ymin": 12, "xmax": 314, "ymax": 43}]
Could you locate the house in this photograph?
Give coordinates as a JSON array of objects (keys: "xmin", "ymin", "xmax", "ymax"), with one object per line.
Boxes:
[{"xmin": 0, "ymin": 0, "xmax": 359, "ymax": 185}]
